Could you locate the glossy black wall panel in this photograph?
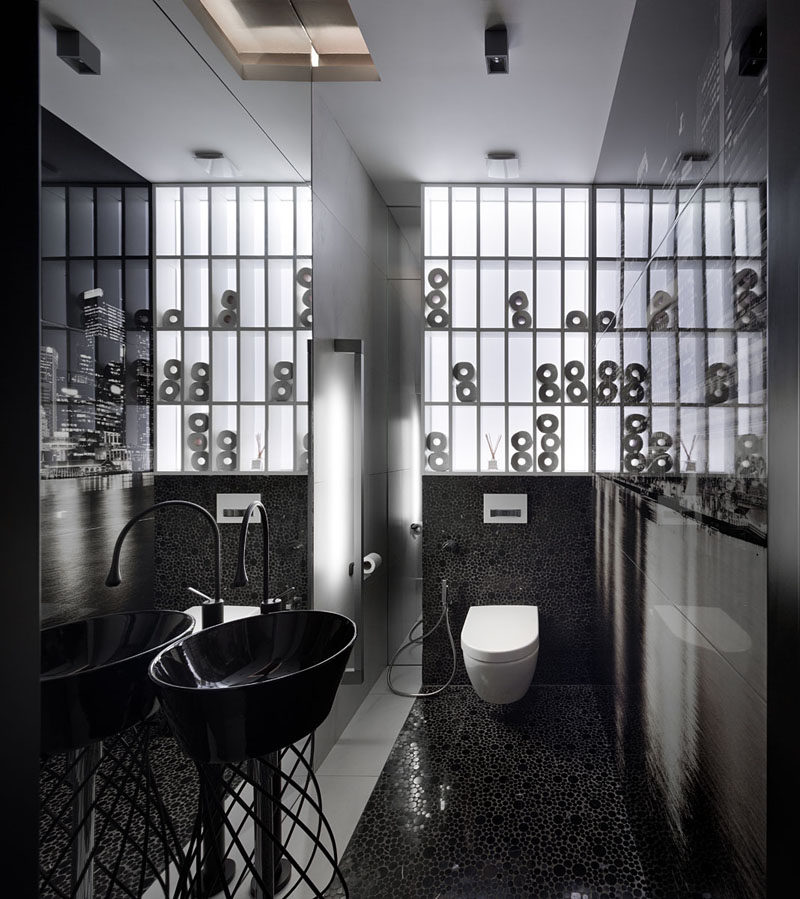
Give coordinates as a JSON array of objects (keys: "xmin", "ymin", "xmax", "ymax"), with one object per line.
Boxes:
[
  {"xmin": 422, "ymin": 476, "xmax": 594, "ymax": 685},
  {"xmin": 767, "ymin": 0, "xmax": 800, "ymax": 887},
  {"xmin": 595, "ymin": 476, "xmax": 766, "ymax": 898},
  {"xmin": 4, "ymin": 4, "xmax": 40, "ymax": 892}
]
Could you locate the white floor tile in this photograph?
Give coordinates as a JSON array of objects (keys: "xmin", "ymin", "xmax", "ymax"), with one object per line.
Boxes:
[
  {"xmin": 370, "ymin": 664, "xmax": 422, "ymax": 696},
  {"xmin": 316, "ymin": 692, "xmax": 415, "ymax": 777}
]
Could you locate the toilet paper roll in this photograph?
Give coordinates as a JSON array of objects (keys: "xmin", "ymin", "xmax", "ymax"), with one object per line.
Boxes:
[
  {"xmin": 647, "ymin": 452, "xmax": 673, "ymax": 474},
  {"xmin": 511, "ymin": 310, "xmax": 532, "ymax": 329},
  {"xmin": 301, "ymin": 289, "xmax": 313, "ymax": 308},
  {"xmin": 271, "ymin": 380, "xmax": 293, "ymax": 402},
  {"xmin": 649, "ymin": 431, "xmax": 673, "ymax": 451},
  {"xmin": 597, "ymin": 360, "xmax": 619, "ymax": 382},
  {"xmin": 273, "ymin": 361, "xmax": 294, "ymax": 380},
  {"xmin": 216, "ymin": 451, "xmax": 238, "ymax": 471},
  {"xmin": 428, "ymin": 451, "xmax": 450, "ymax": 471},
  {"xmin": 734, "ymin": 292, "xmax": 764, "ymax": 330},
  {"xmin": 564, "ymin": 360, "xmax": 585, "ymax": 381},
  {"xmin": 188, "ymin": 381, "xmax": 209, "ymax": 402},
  {"xmin": 456, "ymin": 381, "xmax": 477, "ymax": 403},
  {"xmin": 541, "ymin": 433, "xmax": 561, "ymax": 452},
  {"xmin": 159, "ymin": 380, "xmax": 180, "ymax": 402},
  {"xmin": 217, "ymin": 429, "xmax": 237, "ymax": 450},
  {"xmin": 536, "ymin": 413, "xmax": 558, "ymax": 434},
  {"xmin": 190, "ymin": 452, "xmax": 209, "ymax": 471},
  {"xmin": 189, "ymin": 412, "xmax": 209, "ymax": 433},
  {"xmin": 426, "ymin": 431, "xmax": 447, "ymax": 451},
  {"xmin": 299, "ymin": 308, "xmax": 313, "ymax": 329},
  {"xmin": 217, "ymin": 309, "xmax": 237, "ymax": 328},
  {"xmin": 189, "ymin": 381, "xmax": 211, "ymax": 403},
  {"xmin": 595, "ymin": 382, "xmax": 618, "ymax": 404},
  {"xmin": 566, "ymin": 381, "xmax": 588, "ymax": 403},
  {"xmin": 621, "ymin": 382, "xmax": 645, "ymax": 404},
  {"xmin": 538, "ymin": 383, "xmax": 561, "ymax": 403},
  {"xmin": 186, "ymin": 433, "xmax": 208, "ymax": 452},
  {"xmin": 733, "ymin": 268, "xmax": 759, "ymax": 292},
  {"xmin": 536, "ymin": 363, "xmax": 558, "ymax": 384},
  {"xmin": 426, "ymin": 309, "xmax": 450, "ymax": 329},
  {"xmin": 508, "ymin": 291, "xmax": 529, "ymax": 311},
  {"xmin": 511, "ymin": 430, "xmax": 533, "ymax": 451},
  {"xmin": 426, "ymin": 290, "xmax": 447, "ymax": 309},
  {"xmin": 736, "ymin": 433, "xmax": 763, "ymax": 455},
  {"xmin": 538, "ymin": 451, "xmax": 558, "ymax": 472},
  {"xmin": 510, "ymin": 451, "xmax": 533, "ymax": 472},
  {"xmin": 649, "ymin": 310, "xmax": 671, "ymax": 331},
  {"xmin": 162, "ymin": 308, "xmax": 182, "ymax": 329},
  {"xmin": 595, "ymin": 310, "xmax": 617, "ymax": 331},
  {"xmin": 362, "ymin": 552, "xmax": 383, "ymax": 578},
  {"xmin": 623, "ymin": 453, "xmax": 647, "ymax": 473},
  {"xmin": 622, "ymin": 433, "xmax": 644, "ymax": 454},
  {"xmin": 565, "ymin": 310, "xmax": 588, "ymax": 331},
  {"xmin": 302, "ymin": 432, "xmax": 310, "ymax": 451},
  {"xmin": 296, "ymin": 267, "xmax": 313, "ymax": 287},
  {"xmin": 624, "ymin": 362, "xmax": 648, "ymax": 382},
  {"xmin": 134, "ymin": 309, "xmax": 152, "ymax": 330},
  {"xmin": 428, "ymin": 267, "xmax": 449, "ymax": 288},
  {"xmin": 191, "ymin": 362, "xmax": 210, "ymax": 381},
  {"xmin": 649, "ymin": 290, "xmax": 675, "ymax": 315},
  {"xmin": 220, "ymin": 289, "xmax": 238, "ymax": 310},
  {"xmin": 624, "ymin": 413, "xmax": 648, "ymax": 434},
  {"xmin": 164, "ymin": 358, "xmax": 182, "ymax": 380},
  {"xmin": 452, "ymin": 361, "xmax": 475, "ymax": 381},
  {"xmin": 299, "ymin": 451, "xmax": 310, "ymax": 469}
]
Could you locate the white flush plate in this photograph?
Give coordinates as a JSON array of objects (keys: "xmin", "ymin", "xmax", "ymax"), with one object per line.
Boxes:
[
  {"xmin": 483, "ymin": 493, "xmax": 527, "ymax": 524},
  {"xmin": 216, "ymin": 493, "xmax": 262, "ymax": 524}
]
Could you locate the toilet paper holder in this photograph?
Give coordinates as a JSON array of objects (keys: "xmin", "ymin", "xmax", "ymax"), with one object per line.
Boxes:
[{"xmin": 362, "ymin": 552, "xmax": 383, "ymax": 579}]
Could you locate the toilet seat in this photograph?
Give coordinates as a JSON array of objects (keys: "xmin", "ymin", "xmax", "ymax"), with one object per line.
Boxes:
[{"xmin": 461, "ymin": 605, "xmax": 539, "ymax": 663}]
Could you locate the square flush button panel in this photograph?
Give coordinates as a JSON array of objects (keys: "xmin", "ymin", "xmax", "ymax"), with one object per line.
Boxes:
[
  {"xmin": 216, "ymin": 493, "xmax": 261, "ymax": 524},
  {"xmin": 483, "ymin": 494, "xmax": 527, "ymax": 524}
]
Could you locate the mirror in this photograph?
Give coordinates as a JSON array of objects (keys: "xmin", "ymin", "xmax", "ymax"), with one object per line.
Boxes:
[
  {"xmin": 38, "ymin": 0, "xmax": 312, "ymax": 895},
  {"xmin": 38, "ymin": 0, "xmax": 311, "ymax": 629}
]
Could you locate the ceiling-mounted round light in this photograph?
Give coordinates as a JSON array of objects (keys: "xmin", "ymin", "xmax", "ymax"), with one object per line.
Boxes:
[{"xmin": 192, "ymin": 151, "xmax": 240, "ymax": 178}]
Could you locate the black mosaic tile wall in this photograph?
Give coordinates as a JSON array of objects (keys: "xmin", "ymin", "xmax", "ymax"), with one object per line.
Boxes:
[
  {"xmin": 422, "ymin": 476, "xmax": 595, "ymax": 685},
  {"xmin": 154, "ymin": 474, "xmax": 308, "ymax": 611}
]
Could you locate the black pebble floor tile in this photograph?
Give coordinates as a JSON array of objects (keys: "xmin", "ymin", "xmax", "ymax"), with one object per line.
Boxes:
[{"xmin": 328, "ymin": 685, "xmax": 681, "ymax": 899}]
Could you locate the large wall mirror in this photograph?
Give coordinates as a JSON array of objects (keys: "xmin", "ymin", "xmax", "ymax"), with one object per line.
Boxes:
[{"xmin": 38, "ymin": 3, "xmax": 311, "ymax": 894}]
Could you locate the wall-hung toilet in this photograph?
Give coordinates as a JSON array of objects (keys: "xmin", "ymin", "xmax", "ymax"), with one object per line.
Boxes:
[{"xmin": 461, "ymin": 605, "xmax": 539, "ymax": 704}]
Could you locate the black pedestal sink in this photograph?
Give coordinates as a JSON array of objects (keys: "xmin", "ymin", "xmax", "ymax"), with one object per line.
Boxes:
[
  {"xmin": 149, "ymin": 610, "xmax": 356, "ymax": 764},
  {"xmin": 41, "ymin": 609, "xmax": 195, "ymax": 756}
]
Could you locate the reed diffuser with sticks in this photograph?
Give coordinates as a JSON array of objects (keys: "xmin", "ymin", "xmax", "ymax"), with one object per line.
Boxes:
[
  {"xmin": 680, "ymin": 435, "xmax": 697, "ymax": 472},
  {"xmin": 252, "ymin": 432, "xmax": 265, "ymax": 469},
  {"xmin": 485, "ymin": 433, "xmax": 501, "ymax": 470}
]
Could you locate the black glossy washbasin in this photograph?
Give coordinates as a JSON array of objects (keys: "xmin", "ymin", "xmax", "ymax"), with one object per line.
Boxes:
[
  {"xmin": 149, "ymin": 610, "xmax": 356, "ymax": 764},
  {"xmin": 41, "ymin": 609, "xmax": 195, "ymax": 756}
]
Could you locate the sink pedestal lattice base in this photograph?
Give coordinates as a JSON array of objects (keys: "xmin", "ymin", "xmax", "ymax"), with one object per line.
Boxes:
[
  {"xmin": 176, "ymin": 734, "xmax": 348, "ymax": 899},
  {"xmin": 39, "ymin": 717, "xmax": 185, "ymax": 899}
]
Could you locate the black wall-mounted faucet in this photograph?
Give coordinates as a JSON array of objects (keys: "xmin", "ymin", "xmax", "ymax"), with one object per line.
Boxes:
[
  {"xmin": 233, "ymin": 500, "xmax": 278, "ymax": 614},
  {"xmin": 105, "ymin": 499, "xmax": 224, "ymax": 628}
]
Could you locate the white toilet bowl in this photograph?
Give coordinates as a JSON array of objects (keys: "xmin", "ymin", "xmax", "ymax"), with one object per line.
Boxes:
[{"xmin": 461, "ymin": 605, "xmax": 539, "ymax": 704}]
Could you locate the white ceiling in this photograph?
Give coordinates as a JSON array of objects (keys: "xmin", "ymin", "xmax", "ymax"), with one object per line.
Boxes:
[
  {"xmin": 317, "ymin": 0, "xmax": 637, "ymax": 207},
  {"xmin": 39, "ymin": 0, "xmax": 311, "ymax": 182}
]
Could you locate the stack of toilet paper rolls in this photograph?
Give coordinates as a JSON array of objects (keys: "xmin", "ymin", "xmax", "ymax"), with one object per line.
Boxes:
[
  {"xmin": 216, "ymin": 430, "xmax": 237, "ymax": 471},
  {"xmin": 271, "ymin": 361, "xmax": 294, "ymax": 402},
  {"xmin": 536, "ymin": 414, "xmax": 560, "ymax": 471},
  {"xmin": 297, "ymin": 267, "xmax": 313, "ymax": 329},
  {"xmin": 425, "ymin": 268, "xmax": 450, "ymax": 329},
  {"xmin": 217, "ymin": 289, "xmax": 238, "ymax": 328},
  {"xmin": 159, "ymin": 358, "xmax": 181, "ymax": 402},
  {"xmin": 188, "ymin": 361, "xmax": 210, "ymax": 402},
  {"xmin": 426, "ymin": 432, "xmax": 450, "ymax": 471},
  {"xmin": 452, "ymin": 361, "xmax": 477, "ymax": 403},
  {"xmin": 187, "ymin": 412, "xmax": 210, "ymax": 471}
]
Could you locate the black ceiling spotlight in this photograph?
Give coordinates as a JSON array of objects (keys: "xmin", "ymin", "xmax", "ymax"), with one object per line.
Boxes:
[
  {"xmin": 485, "ymin": 25, "xmax": 508, "ymax": 74},
  {"xmin": 56, "ymin": 28, "xmax": 101, "ymax": 75},
  {"xmin": 739, "ymin": 21, "xmax": 767, "ymax": 76}
]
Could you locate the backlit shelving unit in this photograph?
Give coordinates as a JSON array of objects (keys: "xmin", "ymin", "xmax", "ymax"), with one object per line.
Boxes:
[
  {"xmin": 154, "ymin": 184, "xmax": 312, "ymax": 474},
  {"xmin": 422, "ymin": 185, "xmax": 592, "ymax": 474},
  {"xmin": 594, "ymin": 185, "xmax": 766, "ymax": 476}
]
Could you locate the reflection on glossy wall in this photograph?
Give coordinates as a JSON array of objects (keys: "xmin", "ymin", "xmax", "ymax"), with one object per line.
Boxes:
[{"xmin": 594, "ymin": 0, "xmax": 767, "ymax": 896}]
